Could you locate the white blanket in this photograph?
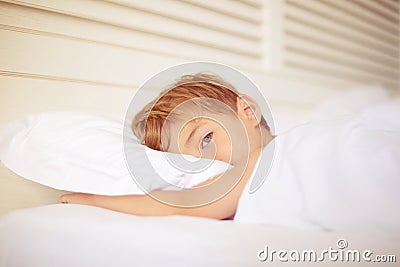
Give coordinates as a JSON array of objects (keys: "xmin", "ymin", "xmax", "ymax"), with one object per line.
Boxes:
[{"xmin": 235, "ymin": 98, "xmax": 400, "ymax": 240}]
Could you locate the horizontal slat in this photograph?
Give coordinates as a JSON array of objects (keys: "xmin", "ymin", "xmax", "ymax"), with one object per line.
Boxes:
[
  {"xmin": 286, "ymin": 1, "xmax": 399, "ymax": 56},
  {"xmin": 0, "ymin": 75, "xmax": 135, "ymax": 124},
  {"xmin": 236, "ymin": 0, "xmax": 263, "ymax": 9},
  {"xmin": 0, "ymin": 70, "xmax": 131, "ymax": 89},
  {"xmin": 288, "ymin": 0, "xmax": 399, "ymax": 46},
  {"xmin": 284, "ymin": 51, "xmax": 399, "ymax": 90},
  {"xmin": 283, "ymin": 0, "xmax": 399, "ymax": 90},
  {"xmin": 179, "ymin": 0, "xmax": 262, "ymax": 24},
  {"xmin": 285, "ymin": 35, "xmax": 400, "ymax": 81},
  {"xmin": 284, "ymin": 62, "xmax": 395, "ymax": 91},
  {"xmin": 320, "ymin": 0, "xmax": 399, "ymax": 36},
  {"xmin": 284, "ymin": 50, "xmax": 398, "ymax": 87},
  {"xmin": 376, "ymin": 0, "xmax": 400, "ymax": 11},
  {"xmin": 0, "ymin": 2, "xmax": 262, "ymax": 70},
  {"xmin": 3, "ymin": 0, "xmax": 261, "ymax": 57},
  {"xmin": 285, "ymin": 20, "xmax": 399, "ymax": 69},
  {"xmin": 352, "ymin": 0, "xmax": 399, "ymax": 23},
  {"xmin": 107, "ymin": 0, "xmax": 261, "ymax": 40},
  {"xmin": 0, "ymin": 28, "xmax": 187, "ymax": 87},
  {"xmin": 0, "ymin": 29, "xmax": 267, "ymax": 93}
]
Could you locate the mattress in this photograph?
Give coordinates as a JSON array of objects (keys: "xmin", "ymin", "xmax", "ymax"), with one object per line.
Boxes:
[
  {"xmin": 1, "ymin": 161, "xmax": 398, "ymax": 266},
  {"xmin": 1, "ymin": 204, "xmax": 398, "ymax": 267}
]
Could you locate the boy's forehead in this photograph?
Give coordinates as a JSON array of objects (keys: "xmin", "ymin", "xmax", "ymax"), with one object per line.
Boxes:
[
  {"xmin": 186, "ymin": 117, "xmax": 202, "ymax": 126},
  {"xmin": 169, "ymin": 97, "xmax": 236, "ymax": 115},
  {"xmin": 164, "ymin": 98, "xmax": 239, "ymax": 134},
  {"xmin": 165, "ymin": 112, "xmax": 239, "ymax": 144},
  {"xmin": 167, "ymin": 116, "xmax": 204, "ymax": 131},
  {"xmin": 172, "ymin": 112, "xmax": 234, "ymax": 127}
]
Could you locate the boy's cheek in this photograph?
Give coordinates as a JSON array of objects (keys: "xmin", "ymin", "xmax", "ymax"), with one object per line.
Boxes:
[{"xmin": 215, "ymin": 144, "xmax": 235, "ymax": 164}]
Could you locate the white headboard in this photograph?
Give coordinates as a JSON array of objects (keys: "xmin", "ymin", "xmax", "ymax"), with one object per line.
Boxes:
[{"xmin": 1, "ymin": 0, "xmax": 398, "ymax": 132}]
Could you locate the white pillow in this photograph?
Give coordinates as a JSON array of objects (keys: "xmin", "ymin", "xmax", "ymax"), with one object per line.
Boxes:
[
  {"xmin": 0, "ymin": 111, "xmax": 230, "ymax": 195},
  {"xmin": 311, "ymin": 83, "xmax": 390, "ymax": 120}
]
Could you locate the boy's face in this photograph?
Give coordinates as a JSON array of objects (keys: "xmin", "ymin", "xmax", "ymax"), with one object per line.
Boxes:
[{"xmin": 161, "ymin": 98, "xmax": 262, "ymax": 165}]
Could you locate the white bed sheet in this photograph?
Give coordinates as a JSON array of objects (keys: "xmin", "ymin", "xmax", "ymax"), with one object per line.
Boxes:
[
  {"xmin": 236, "ymin": 98, "xmax": 400, "ymax": 240},
  {"xmin": 0, "ymin": 204, "xmax": 398, "ymax": 267}
]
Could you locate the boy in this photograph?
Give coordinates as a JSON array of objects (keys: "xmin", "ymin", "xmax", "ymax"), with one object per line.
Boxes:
[
  {"xmin": 58, "ymin": 73, "xmax": 273, "ymax": 219},
  {"xmin": 58, "ymin": 73, "xmax": 400, "ymax": 238}
]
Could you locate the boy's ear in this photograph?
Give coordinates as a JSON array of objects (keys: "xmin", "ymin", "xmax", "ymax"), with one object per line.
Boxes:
[{"xmin": 236, "ymin": 95, "xmax": 262, "ymax": 126}]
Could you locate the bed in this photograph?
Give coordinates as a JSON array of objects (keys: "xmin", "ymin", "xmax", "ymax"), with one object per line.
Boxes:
[{"xmin": 0, "ymin": 76, "xmax": 399, "ymax": 267}]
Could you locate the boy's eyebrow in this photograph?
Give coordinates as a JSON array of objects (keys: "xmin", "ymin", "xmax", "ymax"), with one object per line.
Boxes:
[
  {"xmin": 186, "ymin": 125, "xmax": 201, "ymax": 146},
  {"xmin": 185, "ymin": 120, "xmax": 202, "ymax": 146}
]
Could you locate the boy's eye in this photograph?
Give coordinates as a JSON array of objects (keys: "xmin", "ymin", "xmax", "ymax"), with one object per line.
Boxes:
[{"xmin": 200, "ymin": 132, "xmax": 213, "ymax": 149}]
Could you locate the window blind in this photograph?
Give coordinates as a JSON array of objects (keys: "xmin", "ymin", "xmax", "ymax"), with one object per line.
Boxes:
[
  {"xmin": 0, "ymin": 0, "xmax": 264, "ymax": 77},
  {"xmin": 0, "ymin": 0, "xmax": 398, "ymax": 90},
  {"xmin": 281, "ymin": 0, "xmax": 399, "ymax": 90}
]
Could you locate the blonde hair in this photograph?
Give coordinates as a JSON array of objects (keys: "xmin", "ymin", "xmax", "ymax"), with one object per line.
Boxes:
[{"xmin": 132, "ymin": 73, "xmax": 269, "ymax": 151}]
